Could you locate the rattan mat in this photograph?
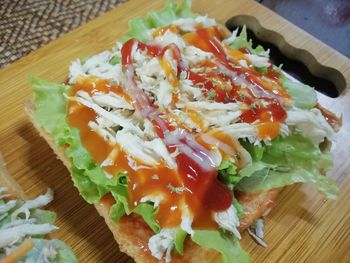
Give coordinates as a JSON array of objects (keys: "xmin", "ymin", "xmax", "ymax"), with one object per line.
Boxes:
[{"xmin": 0, "ymin": 0, "xmax": 126, "ymax": 68}]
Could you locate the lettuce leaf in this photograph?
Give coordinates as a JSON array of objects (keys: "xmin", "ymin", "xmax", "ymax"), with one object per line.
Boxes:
[
  {"xmin": 233, "ymin": 198, "xmax": 244, "ymax": 218},
  {"xmin": 227, "ymin": 26, "xmax": 317, "ymax": 110},
  {"xmin": 133, "ymin": 203, "xmax": 160, "ymax": 233},
  {"xmin": 30, "ymin": 1, "xmax": 336, "ymax": 261},
  {"xmin": 192, "ymin": 230, "xmax": 250, "ymax": 263},
  {"xmin": 122, "ymin": 0, "xmax": 196, "ymax": 43},
  {"xmin": 218, "ymin": 160, "xmax": 239, "ymax": 185},
  {"xmin": 109, "ymin": 55, "xmax": 121, "ymax": 65},
  {"xmin": 32, "ymin": 76, "xmax": 163, "ymax": 234},
  {"xmin": 148, "ymin": 2, "xmax": 178, "ymax": 28},
  {"xmin": 109, "ymin": 202, "xmax": 126, "ymax": 222},
  {"xmin": 237, "ymin": 134, "xmax": 338, "ymax": 199},
  {"xmin": 174, "ymin": 228, "xmax": 187, "ymax": 255},
  {"xmin": 108, "ymin": 173, "xmax": 160, "ymax": 233},
  {"xmin": 31, "ymin": 77, "xmax": 70, "ymax": 139},
  {"xmin": 281, "ymin": 77, "xmax": 317, "ymax": 109},
  {"xmin": 32, "ymin": 77, "xmax": 109, "ymax": 203},
  {"xmin": 237, "ymin": 166, "xmax": 338, "ymax": 199},
  {"xmin": 31, "ymin": 0, "xmax": 197, "ymax": 234},
  {"xmin": 228, "ymin": 26, "xmax": 266, "ymax": 56},
  {"xmin": 240, "ymin": 140, "xmax": 265, "ymax": 162}
]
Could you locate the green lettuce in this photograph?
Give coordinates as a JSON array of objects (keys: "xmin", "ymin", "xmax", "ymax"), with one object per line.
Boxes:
[
  {"xmin": 233, "ymin": 198, "xmax": 244, "ymax": 218},
  {"xmin": 237, "ymin": 134, "xmax": 338, "ymax": 199},
  {"xmin": 192, "ymin": 230, "xmax": 250, "ymax": 263},
  {"xmin": 228, "ymin": 26, "xmax": 266, "ymax": 56},
  {"xmin": 31, "ymin": 0, "xmax": 197, "ymax": 233},
  {"xmin": 133, "ymin": 203, "xmax": 160, "ymax": 233},
  {"xmin": 281, "ymin": 77, "xmax": 317, "ymax": 109},
  {"xmin": 227, "ymin": 26, "xmax": 317, "ymax": 109},
  {"xmin": 218, "ymin": 160, "xmax": 239, "ymax": 185},
  {"xmin": 107, "ymin": 172, "xmax": 160, "ymax": 232},
  {"xmin": 121, "ymin": 0, "xmax": 195, "ymax": 43},
  {"xmin": 174, "ymin": 229, "xmax": 187, "ymax": 255},
  {"xmin": 109, "ymin": 202, "xmax": 126, "ymax": 222},
  {"xmin": 32, "ymin": 78, "xmax": 160, "ymax": 231},
  {"xmin": 109, "ymin": 55, "xmax": 121, "ymax": 65},
  {"xmin": 32, "ymin": 77, "xmax": 108, "ymax": 204},
  {"xmin": 30, "ymin": 1, "xmax": 336, "ymax": 261}
]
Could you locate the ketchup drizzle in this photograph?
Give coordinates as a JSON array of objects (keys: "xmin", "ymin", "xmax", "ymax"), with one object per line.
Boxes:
[
  {"xmin": 121, "ymin": 38, "xmax": 233, "ymax": 217},
  {"xmin": 68, "ymin": 26, "xmax": 297, "ymax": 229}
]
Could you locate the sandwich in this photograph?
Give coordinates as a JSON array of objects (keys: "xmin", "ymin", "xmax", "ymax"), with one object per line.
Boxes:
[
  {"xmin": 26, "ymin": 1, "xmax": 341, "ymax": 262},
  {"xmin": 0, "ymin": 153, "xmax": 77, "ymax": 263}
]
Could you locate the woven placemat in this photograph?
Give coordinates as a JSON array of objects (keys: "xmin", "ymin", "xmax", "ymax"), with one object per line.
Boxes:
[{"xmin": 0, "ymin": 0, "xmax": 127, "ymax": 68}]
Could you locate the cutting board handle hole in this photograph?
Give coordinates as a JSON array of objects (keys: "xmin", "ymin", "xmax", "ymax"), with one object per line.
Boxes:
[{"xmin": 225, "ymin": 15, "xmax": 346, "ymax": 98}]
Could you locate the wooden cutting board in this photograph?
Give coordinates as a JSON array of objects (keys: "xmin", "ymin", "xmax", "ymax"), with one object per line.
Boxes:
[{"xmin": 0, "ymin": 0, "xmax": 349, "ymax": 262}]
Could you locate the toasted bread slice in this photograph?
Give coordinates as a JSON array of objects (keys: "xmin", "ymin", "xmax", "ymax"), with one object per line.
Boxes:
[{"xmin": 24, "ymin": 100, "xmax": 280, "ymax": 262}]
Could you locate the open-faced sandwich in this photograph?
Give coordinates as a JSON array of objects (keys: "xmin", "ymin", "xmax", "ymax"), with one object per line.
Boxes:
[
  {"xmin": 0, "ymin": 153, "xmax": 77, "ymax": 263},
  {"xmin": 26, "ymin": 1, "xmax": 341, "ymax": 262}
]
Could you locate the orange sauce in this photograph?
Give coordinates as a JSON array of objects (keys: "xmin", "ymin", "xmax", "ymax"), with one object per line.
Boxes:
[
  {"xmin": 100, "ymin": 193, "xmax": 116, "ymax": 209},
  {"xmin": 207, "ymin": 131, "xmax": 246, "ymax": 169},
  {"xmin": 65, "ymin": 24, "xmax": 297, "ymax": 231},
  {"xmin": 257, "ymin": 122, "xmax": 280, "ymax": 140},
  {"xmin": 161, "ymin": 55, "xmax": 178, "ymax": 87},
  {"xmin": 183, "ymin": 26, "xmax": 224, "ymax": 55},
  {"xmin": 225, "ymin": 45, "xmax": 250, "ymax": 64},
  {"xmin": 153, "ymin": 24, "xmax": 180, "ymax": 38},
  {"xmin": 183, "ymin": 27, "xmax": 292, "ymax": 106},
  {"xmin": 67, "ymin": 78, "xmax": 224, "ymax": 229},
  {"xmin": 195, "ymin": 60, "xmax": 217, "ymax": 69},
  {"xmin": 186, "ymin": 109, "xmax": 205, "ymax": 131},
  {"xmin": 316, "ymin": 103, "xmax": 341, "ymax": 131}
]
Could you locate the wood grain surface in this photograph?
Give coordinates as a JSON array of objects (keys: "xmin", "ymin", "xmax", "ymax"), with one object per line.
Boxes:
[{"xmin": 0, "ymin": 0, "xmax": 349, "ymax": 262}]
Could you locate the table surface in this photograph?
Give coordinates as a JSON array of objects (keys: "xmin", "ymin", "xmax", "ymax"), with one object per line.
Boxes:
[{"xmin": 0, "ymin": 0, "xmax": 349, "ymax": 262}]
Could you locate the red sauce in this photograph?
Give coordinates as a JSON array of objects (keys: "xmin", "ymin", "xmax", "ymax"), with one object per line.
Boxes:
[
  {"xmin": 121, "ymin": 38, "xmax": 233, "ymax": 223},
  {"xmin": 67, "ymin": 80, "xmax": 230, "ymax": 228},
  {"xmin": 67, "ymin": 25, "xmax": 297, "ymax": 230},
  {"xmin": 67, "ymin": 79, "xmax": 184, "ymax": 227},
  {"xmin": 180, "ymin": 65, "xmax": 287, "ymax": 137},
  {"xmin": 266, "ymin": 64, "xmax": 281, "ymax": 81},
  {"xmin": 138, "ymin": 42, "xmax": 163, "ymax": 57},
  {"xmin": 239, "ymin": 98, "xmax": 287, "ymax": 123},
  {"xmin": 183, "ymin": 27, "xmax": 225, "ymax": 54},
  {"xmin": 232, "ymin": 66, "xmax": 291, "ymax": 103},
  {"xmin": 196, "ymin": 27, "xmax": 228, "ymax": 63},
  {"xmin": 181, "ymin": 27, "xmax": 289, "ymax": 140},
  {"xmin": 121, "ymin": 38, "xmax": 135, "ymax": 66},
  {"xmin": 151, "ymin": 116, "xmax": 174, "ymax": 138},
  {"xmin": 183, "ymin": 27, "xmax": 292, "ymax": 105},
  {"xmin": 239, "ymin": 47, "xmax": 250, "ymax": 54},
  {"xmin": 67, "ymin": 38, "xmax": 236, "ymax": 229}
]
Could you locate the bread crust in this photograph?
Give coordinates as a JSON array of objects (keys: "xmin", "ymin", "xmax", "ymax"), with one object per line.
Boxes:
[{"xmin": 25, "ymin": 100, "xmax": 279, "ymax": 262}]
